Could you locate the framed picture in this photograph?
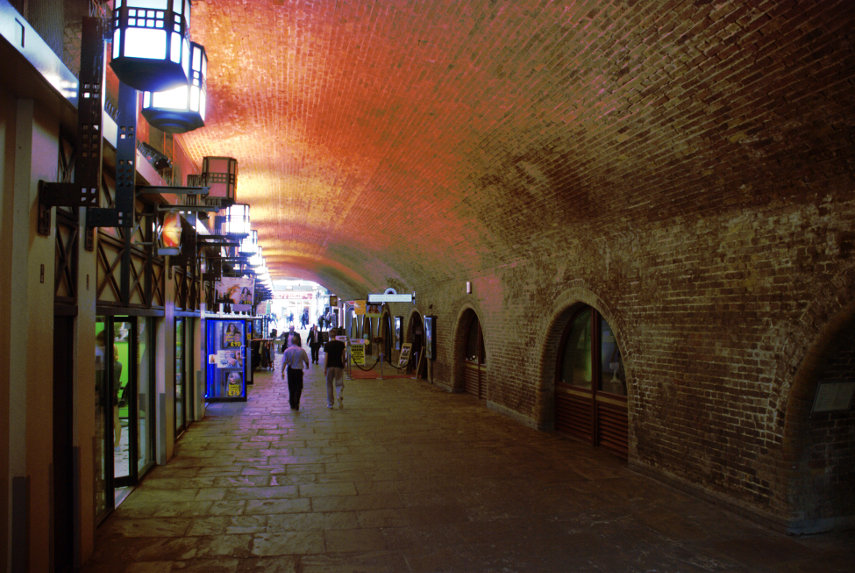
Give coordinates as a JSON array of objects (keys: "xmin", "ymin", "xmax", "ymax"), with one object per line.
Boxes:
[
  {"xmin": 394, "ymin": 316, "xmax": 403, "ymax": 350},
  {"xmin": 424, "ymin": 315, "xmax": 436, "ymax": 360}
]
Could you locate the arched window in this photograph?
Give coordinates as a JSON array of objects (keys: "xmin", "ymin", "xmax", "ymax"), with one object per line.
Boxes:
[
  {"xmin": 560, "ymin": 307, "xmax": 625, "ymax": 395},
  {"xmin": 556, "ymin": 305, "xmax": 627, "ymax": 457}
]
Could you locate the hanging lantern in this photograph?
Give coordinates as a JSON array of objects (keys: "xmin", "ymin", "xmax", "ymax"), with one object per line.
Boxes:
[
  {"xmin": 202, "ymin": 156, "xmax": 238, "ymax": 207},
  {"xmin": 239, "ymin": 229, "xmax": 258, "ymax": 256},
  {"xmin": 217, "ymin": 203, "xmax": 251, "ymax": 238},
  {"xmin": 110, "ymin": 0, "xmax": 192, "ymax": 92},
  {"xmin": 142, "ymin": 42, "xmax": 207, "ymax": 133}
]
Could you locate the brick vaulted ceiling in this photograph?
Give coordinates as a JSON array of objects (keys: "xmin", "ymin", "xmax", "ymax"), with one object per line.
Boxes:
[{"xmin": 177, "ymin": 1, "xmax": 855, "ymax": 300}]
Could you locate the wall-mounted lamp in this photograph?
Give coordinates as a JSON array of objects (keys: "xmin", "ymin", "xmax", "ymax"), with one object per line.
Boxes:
[
  {"xmin": 202, "ymin": 156, "xmax": 238, "ymax": 207},
  {"xmin": 110, "ymin": 0, "xmax": 192, "ymax": 92},
  {"xmin": 217, "ymin": 203, "xmax": 251, "ymax": 238},
  {"xmin": 239, "ymin": 229, "xmax": 258, "ymax": 257},
  {"xmin": 466, "ymin": 281, "xmax": 472, "ymax": 294},
  {"xmin": 156, "ymin": 211, "xmax": 182, "ymax": 256},
  {"xmin": 141, "ymin": 42, "xmax": 207, "ymax": 133}
]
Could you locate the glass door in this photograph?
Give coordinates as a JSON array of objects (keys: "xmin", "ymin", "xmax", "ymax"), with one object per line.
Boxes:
[
  {"xmin": 112, "ymin": 318, "xmax": 136, "ymax": 489},
  {"xmin": 137, "ymin": 318, "xmax": 155, "ymax": 476},
  {"xmin": 95, "ymin": 316, "xmax": 141, "ymax": 520}
]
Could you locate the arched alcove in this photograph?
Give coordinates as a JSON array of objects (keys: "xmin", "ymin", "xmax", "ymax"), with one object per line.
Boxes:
[
  {"xmin": 453, "ymin": 307, "xmax": 486, "ymax": 396},
  {"xmin": 783, "ymin": 305, "xmax": 855, "ymax": 534}
]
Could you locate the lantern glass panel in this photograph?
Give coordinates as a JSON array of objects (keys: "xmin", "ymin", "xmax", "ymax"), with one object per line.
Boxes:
[
  {"xmin": 125, "ymin": 27, "xmax": 167, "ymax": 59},
  {"xmin": 131, "ymin": 0, "xmax": 168, "ymax": 9},
  {"xmin": 170, "ymin": 30, "xmax": 181, "ymax": 64},
  {"xmin": 150, "ymin": 85, "xmax": 188, "ymax": 110}
]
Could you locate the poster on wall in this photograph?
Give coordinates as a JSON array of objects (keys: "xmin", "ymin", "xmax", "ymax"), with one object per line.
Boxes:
[{"xmin": 215, "ymin": 276, "xmax": 255, "ymax": 312}]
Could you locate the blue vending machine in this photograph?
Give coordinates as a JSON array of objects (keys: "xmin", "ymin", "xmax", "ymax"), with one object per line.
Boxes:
[{"xmin": 205, "ymin": 318, "xmax": 249, "ymax": 401}]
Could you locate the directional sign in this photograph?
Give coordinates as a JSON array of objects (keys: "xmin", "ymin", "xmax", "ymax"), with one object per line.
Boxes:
[{"xmin": 367, "ymin": 292, "xmax": 414, "ymax": 303}]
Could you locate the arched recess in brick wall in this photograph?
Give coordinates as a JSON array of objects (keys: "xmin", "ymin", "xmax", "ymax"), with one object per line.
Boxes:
[
  {"xmin": 779, "ymin": 282, "xmax": 855, "ymax": 534},
  {"xmin": 451, "ymin": 306, "xmax": 487, "ymax": 398},
  {"xmin": 536, "ymin": 286, "xmax": 633, "ymax": 458},
  {"xmin": 406, "ymin": 310, "xmax": 425, "ymax": 379}
]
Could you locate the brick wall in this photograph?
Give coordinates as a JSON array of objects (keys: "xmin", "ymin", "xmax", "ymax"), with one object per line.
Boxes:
[
  {"xmin": 175, "ymin": 0, "xmax": 855, "ymax": 529},
  {"xmin": 409, "ymin": 194, "xmax": 855, "ymax": 525}
]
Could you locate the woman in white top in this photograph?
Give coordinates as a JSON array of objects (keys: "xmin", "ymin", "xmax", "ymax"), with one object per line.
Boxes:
[{"xmin": 281, "ymin": 336, "xmax": 310, "ymax": 410}]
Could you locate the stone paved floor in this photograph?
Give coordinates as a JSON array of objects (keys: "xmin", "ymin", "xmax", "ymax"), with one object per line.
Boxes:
[{"xmin": 82, "ymin": 353, "xmax": 855, "ymax": 572}]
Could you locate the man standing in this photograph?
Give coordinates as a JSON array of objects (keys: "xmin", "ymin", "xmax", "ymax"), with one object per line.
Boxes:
[{"xmin": 324, "ymin": 328, "xmax": 347, "ymax": 409}]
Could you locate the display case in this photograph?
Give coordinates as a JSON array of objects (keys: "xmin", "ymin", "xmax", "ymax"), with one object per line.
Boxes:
[{"xmin": 205, "ymin": 318, "xmax": 249, "ymax": 401}]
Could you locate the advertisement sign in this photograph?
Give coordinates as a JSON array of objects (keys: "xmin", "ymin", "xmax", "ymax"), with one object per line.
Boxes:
[
  {"xmin": 205, "ymin": 318, "xmax": 248, "ymax": 401},
  {"xmin": 353, "ymin": 300, "xmax": 366, "ymax": 316},
  {"xmin": 350, "ymin": 340, "xmax": 365, "ymax": 366},
  {"xmin": 215, "ymin": 276, "xmax": 255, "ymax": 312},
  {"xmin": 398, "ymin": 343, "xmax": 412, "ymax": 369},
  {"xmin": 365, "ymin": 303, "xmax": 382, "ymax": 319},
  {"xmin": 272, "ymin": 291, "xmax": 314, "ymax": 301}
]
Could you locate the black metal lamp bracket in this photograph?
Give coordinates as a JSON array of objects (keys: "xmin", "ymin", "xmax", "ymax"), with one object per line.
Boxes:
[{"xmin": 37, "ymin": 181, "xmax": 99, "ymax": 235}]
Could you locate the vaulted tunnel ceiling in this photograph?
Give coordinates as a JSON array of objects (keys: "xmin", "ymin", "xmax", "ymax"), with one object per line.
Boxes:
[{"xmin": 177, "ymin": 1, "xmax": 855, "ymax": 300}]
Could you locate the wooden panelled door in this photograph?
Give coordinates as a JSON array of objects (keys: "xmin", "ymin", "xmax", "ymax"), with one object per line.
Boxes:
[
  {"xmin": 463, "ymin": 312, "xmax": 487, "ymax": 399},
  {"xmin": 555, "ymin": 306, "xmax": 628, "ymax": 458}
]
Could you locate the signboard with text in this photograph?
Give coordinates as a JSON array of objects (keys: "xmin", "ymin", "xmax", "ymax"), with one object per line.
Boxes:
[
  {"xmin": 397, "ymin": 343, "xmax": 412, "ymax": 369},
  {"xmin": 350, "ymin": 340, "xmax": 365, "ymax": 366}
]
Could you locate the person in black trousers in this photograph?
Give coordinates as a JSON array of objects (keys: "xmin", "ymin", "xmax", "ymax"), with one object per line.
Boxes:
[{"xmin": 281, "ymin": 335, "xmax": 309, "ymax": 410}]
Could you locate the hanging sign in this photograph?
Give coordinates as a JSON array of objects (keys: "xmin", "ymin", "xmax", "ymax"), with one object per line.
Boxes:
[
  {"xmin": 215, "ymin": 275, "xmax": 255, "ymax": 312},
  {"xmin": 366, "ymin": 303, "xmax": 382, "ymax": 319},
  {"xmin": 353, "ymin": 300, "xmax": 366, "ymax": 316},
  {"xmin": 157, "ymin": 211, "xmax": 182, "ymax": 255}
]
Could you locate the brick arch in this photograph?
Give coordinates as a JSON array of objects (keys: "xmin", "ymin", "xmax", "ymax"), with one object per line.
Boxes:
[
  {"xmin": 451, "ymin": 304, "xmax": 485, "ymax": 394},
  {"xmin": 775, "ymin": 266, "xmax": 855, "ymax": 531},
  {"xmin": 535, "ymin": 284, "xmax": 634, "ymax": 445}
]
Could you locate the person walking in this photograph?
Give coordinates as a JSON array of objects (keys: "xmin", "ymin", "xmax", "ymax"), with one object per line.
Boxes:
[
  {"xmin": 281, "ymin": 334, "xmax": 309, "ymax": 410},
  {"xmin": 324, "ymin": 328, "xmax": 347, "ymax": 409},
  {"xmin": 307, "ymin": 324, "xmax": 321, "ymax": 364}
]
